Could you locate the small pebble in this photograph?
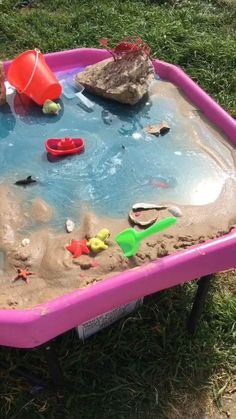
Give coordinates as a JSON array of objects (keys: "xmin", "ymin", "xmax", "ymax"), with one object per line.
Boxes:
[
  {"xmin": 91, "ymin": 260, "xmax": 99, "ymax": 268},
  {"xmin": 79, "ymin": 256, "xmax": 92, "ymax": 270},
  {"xmin": 21, "ymin": 238, "xmax": 30, "ymax": 247},
  {"xmin": 132, "ymin": 132, "xmax": 142, "ymax": 140},
  {"xmin": 65, "ymin": 219, "xmax": 75, "ymax": 233}
]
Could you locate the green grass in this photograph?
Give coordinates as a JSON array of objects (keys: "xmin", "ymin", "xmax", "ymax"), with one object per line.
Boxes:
[
  {"xmin": 0, "ymin": 0, "xmax": 236, "ymax": 417},
  {"xmin": 0, "ymin": 0, "xmax": 236, "ymax": 116},
  {"xmin": 0, "ymin": 275, "xmax": 235, "ymax": 418}
]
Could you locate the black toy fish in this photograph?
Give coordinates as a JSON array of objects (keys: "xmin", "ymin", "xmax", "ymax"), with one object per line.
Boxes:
[{"xmin": 15, "ymin": 176, "xmax": 37, "ymax": 186}]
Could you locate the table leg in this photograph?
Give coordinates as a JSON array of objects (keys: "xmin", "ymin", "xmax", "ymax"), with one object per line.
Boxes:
[
  {"xmin": 43, "ymin": 341, "xmax": 64, "ymax": 394},
  {"xmin": 187, "ymin": 274, "xmax": 213, "ymax": 334}
]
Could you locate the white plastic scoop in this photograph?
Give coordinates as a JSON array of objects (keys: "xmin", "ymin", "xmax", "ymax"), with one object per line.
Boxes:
[{"xmin": 75, "ymin": 83, "xmax": 94, "ymax": 110}]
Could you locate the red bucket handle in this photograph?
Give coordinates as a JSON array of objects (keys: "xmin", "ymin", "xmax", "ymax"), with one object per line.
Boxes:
[{"xmin": 18, "ymin": 48, "xmax": 40, "ymax": 94}]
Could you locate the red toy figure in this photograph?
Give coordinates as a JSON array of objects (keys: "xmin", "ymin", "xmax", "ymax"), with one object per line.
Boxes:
[{"xmin": 66, "ymin": 239, "xmax": 90, "ymax": 258}]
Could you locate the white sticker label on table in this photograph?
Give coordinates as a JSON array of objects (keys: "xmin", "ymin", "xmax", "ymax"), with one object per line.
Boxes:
[{"xmin": 76, "ymin": 298, "xmax": 143, "ymax": 340}]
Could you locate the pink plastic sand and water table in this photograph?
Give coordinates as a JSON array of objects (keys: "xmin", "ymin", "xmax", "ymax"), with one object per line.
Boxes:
[{"xmin": 0, "ymin": 46, "xmax": 235, "ymax": 349}]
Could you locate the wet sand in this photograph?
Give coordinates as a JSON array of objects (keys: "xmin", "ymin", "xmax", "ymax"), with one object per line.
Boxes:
[{"xmin": 0, "ymin": 81, "xmax": 235, "ymax": 310}]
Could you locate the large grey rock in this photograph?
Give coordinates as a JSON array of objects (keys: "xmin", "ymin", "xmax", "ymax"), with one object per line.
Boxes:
[{"xmin": 75, "ymin": 53, "xmax": 155, "ymax": 105}]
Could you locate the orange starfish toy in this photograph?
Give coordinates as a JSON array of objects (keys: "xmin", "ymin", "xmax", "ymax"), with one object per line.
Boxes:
[{"xmin": 13, "ymin": 267, "xmax": 35, "ymax": 284}]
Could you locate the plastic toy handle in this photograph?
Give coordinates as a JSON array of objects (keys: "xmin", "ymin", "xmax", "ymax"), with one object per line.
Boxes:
[
  {"xmin": 75, "ymin": 92, "xmax": 95, "ymax": 109},
  {"xmin": 20, "ymin": 48, "xmax": 40, "ymax": 94},
  {"xmin": 137, "ymin": 217, "xmax": 177, "ymax": 240}
]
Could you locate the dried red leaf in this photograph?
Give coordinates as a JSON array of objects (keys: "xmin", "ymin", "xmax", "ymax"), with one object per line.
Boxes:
[
  {"xmin": 98, "ymin": 36, "xmax": 151, "ymax": 61},
  {"xmin": 99, "ymin": 38, "xmax": 109, "ymax": 47},
  {"xmin": 113, "ymin": 36, "xmax": 151, "ymax": 59}
]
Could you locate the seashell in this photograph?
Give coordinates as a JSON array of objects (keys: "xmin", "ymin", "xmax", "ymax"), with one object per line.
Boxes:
[
  {"xmin": 168, "ymin": 206, "xmax": 182, "ymax": 217},
  {"xmin": 145, "ymin": 125, "xmax": 159, "ymax": 135},
  {"xmin": 65, "ymin": 219, "xmax": 75, "ymax": 233},
  {"xmin": 21, "ymin": 238, "xmax": 30, "ymax": 247},
  {"xmin": 158, "ymin": 121, "xmax": 170, "ymax": 136},
  {"xmin": 132, "ymin": 202, "xmax": 167, "ymax": 211},
  {"xmin": 129, "ymin": 210, "xmax": 158, "ymax": 227},
  {"xmin": 145, "ymin": 121, "xmax": 170, "ymax": 136}
]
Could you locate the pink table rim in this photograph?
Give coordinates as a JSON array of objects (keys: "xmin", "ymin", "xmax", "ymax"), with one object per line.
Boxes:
[{"xmin": 1, "ymin": 47, "xmax": 236, "ymax": 348}]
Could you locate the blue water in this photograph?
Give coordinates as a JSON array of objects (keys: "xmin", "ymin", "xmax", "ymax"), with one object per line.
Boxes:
[{"xmin": 0, "ymin": 72, "xmax": 233, "ymax": 229}]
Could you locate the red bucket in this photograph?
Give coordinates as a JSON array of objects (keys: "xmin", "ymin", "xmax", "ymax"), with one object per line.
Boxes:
[{"xmin": 7, "ymin": 49, "xmax": 62, "ymax": 106}]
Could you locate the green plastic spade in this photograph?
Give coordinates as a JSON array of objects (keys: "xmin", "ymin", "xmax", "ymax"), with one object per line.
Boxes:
[{"xmin": 115, "ymin": 216, "xmax": 177, "ymax": 257}]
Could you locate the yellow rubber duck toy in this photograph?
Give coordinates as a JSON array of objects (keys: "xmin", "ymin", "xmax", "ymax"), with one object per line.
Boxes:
[
  {"xmin": 87, "ymin": 228, "xmax": 110, "ymax": 253},
  {"xmin": 42, "ymin": 99, "xmax": 61, "ymax": 115},
  {"xmin": 96, "ymin": 228, "xmax": 110, "ymax": 242}
]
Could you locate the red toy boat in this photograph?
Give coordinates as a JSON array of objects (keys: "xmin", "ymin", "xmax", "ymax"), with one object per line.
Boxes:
[{"xmin": 45, "ymin": 137, "xmax": 85, "ymax": 157}]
